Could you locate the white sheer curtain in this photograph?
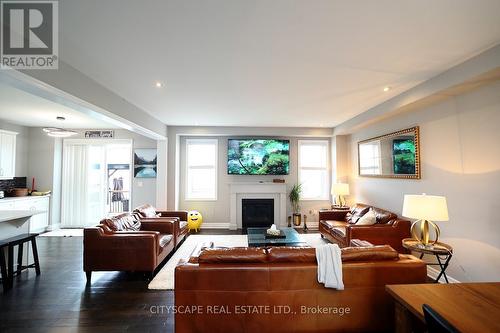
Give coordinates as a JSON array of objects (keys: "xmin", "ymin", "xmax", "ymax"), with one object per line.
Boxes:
[{"xmin": 61, "ymin": 143, "xmax": 106, "ymax": 227}]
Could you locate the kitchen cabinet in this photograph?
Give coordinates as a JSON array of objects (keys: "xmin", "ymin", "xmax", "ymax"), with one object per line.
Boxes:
[
  {"xmin": 0, "ymin": 130, "xmax": 17, "ymax": 179},
  {"xmin": 0, "ymin": 196, "xmax": 50, "ymax": 233}
]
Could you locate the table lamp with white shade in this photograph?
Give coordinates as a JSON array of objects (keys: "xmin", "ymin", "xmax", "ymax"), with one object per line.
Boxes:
[
  {"xmin": 402, "ymin": 194, "xmax": 449, "ymax": 247},
  {"xmin": 331, "ymin": 183, "xmax": 350, "ymax": 208}
]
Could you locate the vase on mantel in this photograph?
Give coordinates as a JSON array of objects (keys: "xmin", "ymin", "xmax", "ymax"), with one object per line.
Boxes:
[{"xmin": 293, "ymin": 213, "xmax": 301, "ymax": 226}]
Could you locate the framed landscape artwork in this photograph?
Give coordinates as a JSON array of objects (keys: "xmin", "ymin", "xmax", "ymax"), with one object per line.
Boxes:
[
  {"xmin": 393, "ymin": 138, "xmax": 416, "ymax": 174},
  {"xmin": 134, "ymin": 149, "xmax": 157, "ymax": 178}
]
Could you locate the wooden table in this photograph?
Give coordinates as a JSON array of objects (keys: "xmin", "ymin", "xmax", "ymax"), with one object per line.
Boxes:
[
  {"xmin": 402, "ymin": 238, "xmax": 453, "ymax": 283},
  {"xmin": 386, "ymin": 283, "xmax": 500, "ymax": 333}
]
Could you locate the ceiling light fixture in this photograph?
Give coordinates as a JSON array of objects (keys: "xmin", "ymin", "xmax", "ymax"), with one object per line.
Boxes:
[
  {"xmin": 42, "ymin": 127, "xmax": 77, "ymax": 138},
  {"xmin": 155, "ymin": 81, "xmax": 163, "ymax": 88},
  {"xmin": 383, "ymin": 86, "xmax": 391, "ymax": 92}
]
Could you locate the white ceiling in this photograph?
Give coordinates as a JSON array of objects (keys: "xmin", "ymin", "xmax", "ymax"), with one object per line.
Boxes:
[
  {"xmin": 58, "ymin": 0, "xmax": 500, "ymax": 127},
  {"xmin": 0, "ymin": 82, "xmax": 115, "ymax": 128}
]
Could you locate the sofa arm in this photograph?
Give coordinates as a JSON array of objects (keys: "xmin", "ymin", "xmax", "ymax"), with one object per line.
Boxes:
[
  {"xmin": 140, "ymin": 220, "xmax": 175, "ymax": 234},
  {"xmin": 157, "ymin": 210, "xmax": 188, "ymax": 221},
  {"xmin": 391, "ymin": 219, "xmax": 412, "ymax": 231},
  {"xmin": 319, "ymin": 210, "xmax": 349, "ymax": 221},
  {"xmin": 83, "ymin": 229, "xmax": 159, "ymax": 271}
]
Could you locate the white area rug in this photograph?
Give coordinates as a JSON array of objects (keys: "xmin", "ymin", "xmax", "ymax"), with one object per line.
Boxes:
[
  {"xmin": 40, "ymin": 228, "xmax": 83, "ymax": 237},
  {"xmin": 148, "ymin": 233, "xmax": 327, "ymax": 290}
]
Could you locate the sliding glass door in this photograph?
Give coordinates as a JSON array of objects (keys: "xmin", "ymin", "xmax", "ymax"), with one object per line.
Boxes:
[{"xmin": 61, "ymin": 139, "xmax": 132, "ymax": 228}]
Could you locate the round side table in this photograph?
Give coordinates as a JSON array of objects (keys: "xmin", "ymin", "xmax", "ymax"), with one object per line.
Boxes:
[{"xmin": 402, "ymin": 238, "xmax": 453, "ymax": 283}]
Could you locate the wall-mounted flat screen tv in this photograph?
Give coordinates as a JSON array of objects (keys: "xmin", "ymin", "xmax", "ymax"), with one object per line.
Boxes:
[{"xmin": 228, "ymin": 139, "xmax": 290, "ymax": 175}]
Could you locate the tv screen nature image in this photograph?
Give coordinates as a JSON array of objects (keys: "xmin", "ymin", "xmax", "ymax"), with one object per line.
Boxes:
[
  {"xmin": 228, "ymin": 139, "xmax": 290, "ymax": 175},
  {"xmin": 392, "ymin": 138, "xmax": 416, "ymax": 174}
]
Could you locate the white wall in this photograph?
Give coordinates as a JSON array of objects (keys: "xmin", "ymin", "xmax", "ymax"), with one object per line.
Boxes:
[
  {"xmin": 177, "ymin": 134, "xmax": 332, "ymax": 227},
  {"xmin": 27, "ymin": 128, "xmax": 62, "ymax": 228},
  {"xmin": 346, "ymin": 81, "xmax": 500, "ymax": 282}
]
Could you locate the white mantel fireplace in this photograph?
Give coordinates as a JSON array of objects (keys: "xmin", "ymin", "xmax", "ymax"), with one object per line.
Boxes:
[{"xmin": 229, "ymin": 182, "xmax": 287, "ymax": 230}]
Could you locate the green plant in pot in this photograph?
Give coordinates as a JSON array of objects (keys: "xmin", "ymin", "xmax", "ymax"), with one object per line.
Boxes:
[{"xmin": 289, "ymin": 183, "xmax": 302, "ymax": 226}]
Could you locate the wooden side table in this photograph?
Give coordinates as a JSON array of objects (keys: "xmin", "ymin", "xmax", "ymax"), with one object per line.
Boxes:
[{"xmin": 402, "ymin": 238, "xmax": 453, "ymax": 283}]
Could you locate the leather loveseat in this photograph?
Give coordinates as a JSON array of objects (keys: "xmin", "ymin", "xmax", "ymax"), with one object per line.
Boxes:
[
  {"xmin": 83, "ymin": 212, "xmax": 175, "ymax": 281},
  {"xmin": 175, "ymin": 245, "xmax": 427, "ymax": 333},
  {"xmin": 319, "ymin": 203, "xmax": 411, "ymax": 253},
  {"xmin": 133, "ymin": 204, "xmax": 189, "ymax": 247}
]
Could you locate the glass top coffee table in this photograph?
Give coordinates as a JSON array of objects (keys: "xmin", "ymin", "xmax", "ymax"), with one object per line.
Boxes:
[{"xmin": 247, "ymin": 227, "xmax": 307, "ymax": 247}]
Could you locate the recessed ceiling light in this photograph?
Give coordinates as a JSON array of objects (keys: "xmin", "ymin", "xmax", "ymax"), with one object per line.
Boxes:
[
  {"xmin": 383, "ymin": 86, "xmax": 391, "ymax": 92},
  {"xmin": 155, "ymin": 81, "xmax": 163, "ymax": 88}
]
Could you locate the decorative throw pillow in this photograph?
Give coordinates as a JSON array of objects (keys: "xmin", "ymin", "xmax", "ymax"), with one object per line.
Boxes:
[{"xmin": 356, "ymin": 208, "xmax": 377, "ymax": 225}]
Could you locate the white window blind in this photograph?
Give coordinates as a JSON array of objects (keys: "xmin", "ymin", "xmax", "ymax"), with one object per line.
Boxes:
[
  {"xmin": 298, "ymin": 140, "xmax": 329, "ymax": 200},
  {"xmin": 185, "ymin": 139, "xmax": 218, "ymax": 200}
]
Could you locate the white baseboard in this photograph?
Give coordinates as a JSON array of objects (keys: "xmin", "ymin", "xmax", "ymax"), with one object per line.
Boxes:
[
  {"xmin": 305, "ymin": 222, "xmax": 319, "ymax": 229},
  {"xmin": 200, "ymin": 223, "xmax": 231, "ymax": 229},
  {"xmin": 46, "ymin": 223, "xmax": 61, "ymax": 231},
  {"xmin": 427, "ymin": 266, "xmax": 460, "ymax": 283},
  {"xmin": 200, "ymin": 222, "xmax": 320, "ymax": 230}
]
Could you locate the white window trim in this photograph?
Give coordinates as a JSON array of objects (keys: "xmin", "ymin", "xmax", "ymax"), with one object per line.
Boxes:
[
  {"xmin": 185, "ymin": 138, "xmax": 218, "ymax": 201},
  {"xmin": 298, "ymin": 139, "xmax": 330, "ymax": 201}
]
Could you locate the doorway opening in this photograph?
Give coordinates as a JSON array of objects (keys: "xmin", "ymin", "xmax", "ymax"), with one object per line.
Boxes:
[{"xmin": 61, "ymin": 139, "xmax": 132, "ymax": 228}]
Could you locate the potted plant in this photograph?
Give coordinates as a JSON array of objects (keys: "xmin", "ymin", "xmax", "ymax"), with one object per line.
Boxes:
[{"xmin": 289, "ymin": 183, "xmax": 302, "ymax": 226}]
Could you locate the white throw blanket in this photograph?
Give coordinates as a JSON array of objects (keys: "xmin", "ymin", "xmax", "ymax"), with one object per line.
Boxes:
[{"xmin": 315, "ymin": 243, "xmax": 344, "ymax": 290}]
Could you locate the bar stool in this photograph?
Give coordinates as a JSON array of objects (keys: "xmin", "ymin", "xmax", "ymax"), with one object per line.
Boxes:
[
  {"xmin": 0, "ymin": 233, "xmax": 40, "ymax": 292},
  {"xmin": 0, "ymin": 239, "xmax": 9, "ymax": 292}
]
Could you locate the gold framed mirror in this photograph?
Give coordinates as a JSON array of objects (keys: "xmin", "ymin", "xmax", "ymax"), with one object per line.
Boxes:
[{"xmin": 358, "ymin": 126, "xmax": 420, "ymax": 179}]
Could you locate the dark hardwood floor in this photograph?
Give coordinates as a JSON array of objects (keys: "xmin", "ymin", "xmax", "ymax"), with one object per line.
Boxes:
[{"xmin": 0, "ymin": 229, "xmax": 244, "ymax": 333}]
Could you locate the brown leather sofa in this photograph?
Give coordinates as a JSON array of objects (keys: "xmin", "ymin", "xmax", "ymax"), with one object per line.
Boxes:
[
  {"xmin": 175, "ymin": 246, "xmax": 426, "ymax": 333},
  {"xmin": 83, "ymin": 213, "xmax": 175, "ymax": 281},
  {"xmin": 133, "ymin": 204, "xmax": 189, "ymax": 247},
  {"xmin": 319, "ymin": 203, "xmax": 411, "ymax": 253}
]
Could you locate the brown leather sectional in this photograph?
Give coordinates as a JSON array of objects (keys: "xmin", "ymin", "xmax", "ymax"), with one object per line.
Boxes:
[
  {"xmin": 319, "ymin": 203, "xmax": 411, "ymax": 253},
  {"xmin": 84, "ymin": 208, "xmax": 189, "ymax": 281},
  {"xmin": 133, "ymin": 204, "xmax": 189, "ymax": 247},
  {"xmin": 175, "ymin": 246, "xmax": 427, "ymax": 333}
]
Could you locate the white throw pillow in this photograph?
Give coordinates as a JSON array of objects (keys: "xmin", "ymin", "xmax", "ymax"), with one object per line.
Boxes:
[{"xmin": 356, "ymin": 208, "xmax": 377, "ymax": 225}]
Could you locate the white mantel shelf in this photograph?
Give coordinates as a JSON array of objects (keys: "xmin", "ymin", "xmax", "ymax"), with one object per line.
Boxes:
[{"xmin": 229, "ymin": 182, "xmax": 288, "ymax": 230}]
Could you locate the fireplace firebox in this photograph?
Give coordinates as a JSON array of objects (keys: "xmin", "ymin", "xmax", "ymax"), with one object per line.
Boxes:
[{"xmin": 242, "ymin": 199, "xmax": 274, "ymax": 229}]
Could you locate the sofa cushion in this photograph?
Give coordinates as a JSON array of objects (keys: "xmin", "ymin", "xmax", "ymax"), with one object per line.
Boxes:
[
  {"xmin": 341, "ymin": 245, "xmax": 398, "ymax": 262},
  {"xmin": 134, "ymin": 204, "xmax": 158, "ymax": 218},
  {"xmin": 322, "ymin": 220, "xmax": 348, "ymax": 230},
  {"xmin": 356, "ymin": 208, "xmax": 377, "ymax": 225},
  {"xmin": 260, "ymin": 245, "xmax": 399, "ymax": 263},
  {"xmin": 346, "ymin": 204, "xmax": 370, "ymax": 224},
  {"xmin": 332, "ymin": 227, "xmax": 347, "ymax": 238},
  {"xmin": 199, "ymin": 247, "xmax": 267, "ymax": 264},
  {"xmin": 179, "ymin": 221, "xmax": 188, "ymax": 230},
  {"xmin": 100, "ymin": 213, "xmax": 141, "ymax": 231},
  {"xmin": 159, "ymin": 234, "xmax": 173, "ymax": 248},
  {"xmin": 267, "ymin": 247, "xmax": 316, "ymax": 263}
]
